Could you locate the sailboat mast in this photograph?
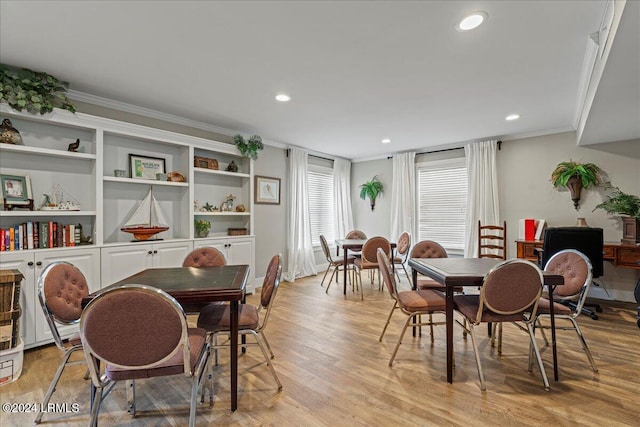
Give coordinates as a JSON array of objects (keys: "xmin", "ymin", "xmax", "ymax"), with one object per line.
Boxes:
[{"xmin": 149, "ymin": 186, "xmax": 153, "ymax": 226}]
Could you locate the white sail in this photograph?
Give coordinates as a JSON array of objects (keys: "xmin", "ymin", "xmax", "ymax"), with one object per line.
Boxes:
[{"xmin": 123, "ymin": 188, "xmax": 169, "ymax": 228}]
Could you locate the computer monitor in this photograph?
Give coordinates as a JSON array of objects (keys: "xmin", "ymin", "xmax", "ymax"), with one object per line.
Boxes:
[{"xmin": 541, "ymin": 227, "xmax": 604, "ymax": 278}]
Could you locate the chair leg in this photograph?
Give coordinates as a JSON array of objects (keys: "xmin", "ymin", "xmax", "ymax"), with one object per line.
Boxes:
[
  {"xmin": 467, "ymin": 324, "xmax": 486, "ymax": 391},
  {"xmin": 402, "ymin": 263, "xmax": 411, "ymax": 283},
  {"xmin": 570, "ymin": 317, "xmax": 598, "ymax": 372},
  {"xmin": 389, "ymin": 314, "xmax": 416, "ymax": 366},
  {"xmin": 379, "ymin": 302, "xmax": 398, "ymax": 341},
  {"xmin": 261, "ymin": 330, "xmax": 276, "ymax": 359},
  {"xmin": 429, "ymin": 314, "xmax": 434, "ymax": 342},
  {"xmin": 526, "ymin": 322, "xmax": 550, "ymax": 391},
  {"xmin": 251, "ymin": 331, "xmax": 282, "ymax": 390},
  {"xmin": 127, "ymin": 379, "xmax": 136, "ymax": 416},
  {"xmin": 320, "ymin": 264, "xmax": 332, "ymax": 287},
  {"xmin": 35, "ymin": 346, "xmax": 80, "ymax": 424},
  {"xmin": 325, "ymin": 267, "xmax": 338, "ymax": 294},
  {"xmin": 89, "ymin": 386, "xmax": 103, "ymax": 427}
]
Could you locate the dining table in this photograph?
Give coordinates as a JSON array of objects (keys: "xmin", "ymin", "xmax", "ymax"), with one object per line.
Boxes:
[
  {"xmin": 408, "ymin": 257, "xmax": 564, "ymax": 384},
  {"xmin": 335, "ymin": 239, "xmax": 396, "ymax": 295},
  {"xmin": 83, "ymin": 264, "xmax": 249, "ymax": 412}
]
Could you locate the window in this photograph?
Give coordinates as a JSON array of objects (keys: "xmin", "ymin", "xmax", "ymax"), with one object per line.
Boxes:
[
  {"xmin": 308, "ymin": 165, "xmax": 335, "ymax": 247},
  {"xmin": 416, "ymin": 158, "xmax": 468, "ymax": 255}
]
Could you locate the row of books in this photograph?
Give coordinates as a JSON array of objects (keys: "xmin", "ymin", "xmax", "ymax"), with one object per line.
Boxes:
[
  {"xmin": 518, "ymin": 218, "xmax": 546, "ymax": 241},
  {"xmin": 1, "ymin": 222, "xmax": 83, "ymax": 251}
]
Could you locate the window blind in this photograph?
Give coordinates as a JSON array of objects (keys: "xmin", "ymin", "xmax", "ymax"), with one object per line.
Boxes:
[
  {"xmin": 417, "ymin": 158, "xmax": 468, "ymax": 253},
  {"xmin": 308, "ymin": 167, "xmax": 335, "ymax": 247}
]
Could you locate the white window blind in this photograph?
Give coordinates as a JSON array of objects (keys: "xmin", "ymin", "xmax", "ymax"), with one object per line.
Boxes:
[
  {"xmin": 417, "ymin": 158, "xmax": 468, "ymax": 254},
  {"xmin": 308, "ymin": 166, "xmax": 335, "ymax": 247}
]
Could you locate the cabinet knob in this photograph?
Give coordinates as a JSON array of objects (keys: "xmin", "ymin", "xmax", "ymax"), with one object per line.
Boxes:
[
  {"xmin": 36, "ymin": 261, "xmax": 42, "ymax": 266},
  {"xmin": 153, "ymin": 250, "xmax": 158, "ymax": 254},
  {"xmin": 27, "ymin": 261, "xmax": 34, "ymax": 267},
  {"xmin": 148, "ymin": 251, "xmax": 153, "ymax": 255}
]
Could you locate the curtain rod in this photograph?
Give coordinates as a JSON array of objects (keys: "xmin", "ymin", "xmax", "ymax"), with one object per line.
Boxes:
[
  {"xmin": 387, "ymin": 140, "xmax": 502, "ymax": 159},
  {"xmin": 285, "ymin": 148, "xmax": 334, "ymax": 162}
]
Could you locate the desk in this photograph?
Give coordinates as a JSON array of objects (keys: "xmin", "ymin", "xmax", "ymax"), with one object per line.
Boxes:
[
  {"xmin": 335, "ymin": 239, "xmax": 396, "ymax": 295},
  {"xmin": 85, "ymin": 265, "xmax": 249, "ymax": 412},
  {"xmin": 516, "ymin": 240, "xmax": 640, "ymax": 270},
  {"xmin": 408, "ymin": 258, "xmax": 564, "ymax": 383}
]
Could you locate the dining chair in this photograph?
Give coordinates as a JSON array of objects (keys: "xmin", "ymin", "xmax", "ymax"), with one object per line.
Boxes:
[
  {"xmin": 529, "ymin": 249, "xmax": 598, "ymax": 372},
  {"xmin": 345, "ymin": 229, "xmax": 367, "ymax": 258},
  {"xmin": 80, "ymin": 284, "xmax": 212, "ymax": 427},
  {"xmin": 353, "ymin": 236, "xmax": 391, "ymax": 299},
  {"xmin": 410, "ymin": 240, "xmax": 449, "ymax": 290},
  {"xmin": 320, "ymin": 234, "xmax": 355, "ymax": 292},
  {"xmin": 183, "ymin": 247, "xmax": 227, "ymax": 267},
  {"xmin": 197, "ymin": 254, "xmax": 283, "ymax": 391},
  {"xmin": 478, "ymin": 220, "xmax": 507, "ymax": 260},
  {"xmin": 377, "ymin": 248, "xmax": 446, "ymax": 366},
  {"xmin": 453, "ymin": 258, "xmax": 549, "ymax": 391},
  {"xmin": 35, "ymin": 261, "xmax": 90, "ymax": 425},
  {"xmin": 392, "ymin": 231, "xmax": 411, "ymax": 282}
]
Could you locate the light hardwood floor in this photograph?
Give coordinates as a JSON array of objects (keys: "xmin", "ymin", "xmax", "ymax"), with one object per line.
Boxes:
[{"xmin": 1, "ymin": 273, "xmax": 639, "ymax": 426}]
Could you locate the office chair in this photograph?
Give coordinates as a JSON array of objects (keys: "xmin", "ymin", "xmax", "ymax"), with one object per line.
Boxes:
[{"xmin": 537, "ymin": 227, "xmax": 604, "ymax": 320}]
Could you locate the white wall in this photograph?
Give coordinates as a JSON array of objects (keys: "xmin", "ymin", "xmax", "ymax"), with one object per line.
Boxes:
[{"xmin": 351, "ymin": 159, "xmax": 393, "ymax": 239}]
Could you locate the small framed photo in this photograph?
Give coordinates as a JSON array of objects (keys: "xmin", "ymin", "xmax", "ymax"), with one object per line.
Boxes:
[
  {"xmin": 0, "ymin": 174, "xmax": 33, "ymax": 204},
  {"xmin": 255, "ymin": 175, "xmax": 281, "ymax": 205},
  {"xmin": 129, "ymin": 154, "xmax": 166, "ymax": 180}
]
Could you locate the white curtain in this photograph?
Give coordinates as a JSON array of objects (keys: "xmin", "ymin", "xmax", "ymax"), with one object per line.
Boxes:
[
  {"xmin": 390, "ymin": 152, "xmax": 416, "ymax": 242},
  {"xmin": 283, "ymin": 147, "xmax": 318, "ymax": 282},
  {"xmin": 464, "ymin": 140, "xmax": 500, "ymax": 258},
  {"xmin": 333, "ymin": 158, "xmax": 354, "ymax": 238}
]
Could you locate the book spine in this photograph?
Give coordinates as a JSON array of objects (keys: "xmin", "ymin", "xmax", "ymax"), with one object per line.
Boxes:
[
  {"xmin": 14, "ymin": 225, "xmax": 20, "ymax": 250},
  {"xmin": 33, "ymin": 221, "xmax": 40, "ymax": 249},
  {"xmin": 40, "ymin": 222, "xmax": 48, "ymax": 249},
  {"xmin": 27, "ymin": 222, "xmax": 34, "ymax": 250},
  {"xmin": 10, "ymin": 226, "xmax": 16, "ymax": 250},
  {"xmin": 74, "ymin": 224, "xmax": 81, "ymax": 246},
  {"xmin": 0, "ymin": 229, "xmax": 5, "ymax": 251},
  {"xmin": 69, "ymin": 224, "xmax": 76, "ymax": 247},
  {"xmin": 21, "ymin": 223, "xmax": 27, "ymax": 250},
  {"xmin": 56, "ymin": 223, "xmax": 63, "ymax": 248},
  {"xmin": 524, "ymin": 218, "xmax": 535, "ymax": 241},
  {"xmin": 48, "ymin": 221, "xmax": 53, "ymax": 248}
]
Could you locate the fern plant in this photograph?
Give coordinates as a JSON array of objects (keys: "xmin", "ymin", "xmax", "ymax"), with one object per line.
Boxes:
[
  {"xmin": 550, "ymin": 161, "xmax": 601, "ymax": 188},
  {"xmin": 233, "ymin": 134, "xmax": 264, "ymax": 160},
  {"xmin": 0, "ymin": 63, "xmax": 76, "ymax": 114},
  {"xmin": 594, "ymin": 184, "xmax": 640, "ymax": 220},
  {"xmin": 359, "ymin": 175, "xmax": 383, "ymax": 211}
]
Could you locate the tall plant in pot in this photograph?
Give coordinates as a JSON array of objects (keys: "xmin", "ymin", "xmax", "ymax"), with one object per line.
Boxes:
[
  {"xmin": 359, "ymin": 175, "xmax": 383, "ymax": 211},
  {"xmin": 550, "ymin": 161, "xmax": 601, "ymax": 210},
  {"xmin": 594, "ymin": 184, "xmax": 640, "ymax": 244}
]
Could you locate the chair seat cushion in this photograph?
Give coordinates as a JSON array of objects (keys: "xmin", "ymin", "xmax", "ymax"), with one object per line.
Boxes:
[
  {"xmin": 197, "ymin": 303, "xmax": 259, "ymax": 332},
  {"xmin": 536, "ymin": 297, "xmax": 572, "ymax": 315},
  {"xmin": 397, "ymin": 290, "xmax": 445, "ymax": 313},
  {"xmin": 106, "ymin": 327, "xmax": 207, "ymax": 381},
  {"xmin": 354, "ymin": 259, "xmax": 377, "ymax": 269},
  {"xmin": 454, "ymin": 295, "xmax": 529, "ymax": 323}
]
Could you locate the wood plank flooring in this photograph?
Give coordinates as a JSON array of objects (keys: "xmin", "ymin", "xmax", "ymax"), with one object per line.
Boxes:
[{"xmin": 1, "ymin": 273, "xmax": 639, "ymax": 426}]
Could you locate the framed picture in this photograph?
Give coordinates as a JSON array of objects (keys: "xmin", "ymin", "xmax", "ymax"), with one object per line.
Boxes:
[
  {"xmin": 1, "ymin": 174, "xmax": 33, "ymax": 204},
  {"xmin": 255, "ymin": 175, "xmax": 281, "ymax": 205},
  {"xmin": 129, "ymin": 154, "xmax": 166, "ymax": 180}
]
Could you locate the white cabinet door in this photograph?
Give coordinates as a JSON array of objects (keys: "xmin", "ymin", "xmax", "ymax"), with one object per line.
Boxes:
[
  {"xmin": 152, "ymin": 241, "xmax": 193, "ymax": 268},
  {"xmin": 0, "ymin": 252, "xmax": 36, "ymax": 347},
  {"xmin": 101, "ymin": 244, "xmax": 154, "ymax": 286},
  {"xmin": 34, "ymin": 248, "xmax": 101, "ymax": 343},
  {"xmin": 194, "ymin": 236, "xmax": 255, "ymax": 291}
]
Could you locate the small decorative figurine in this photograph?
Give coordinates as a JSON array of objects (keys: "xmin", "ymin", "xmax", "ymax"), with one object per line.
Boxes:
[
  {"xmin": 0, "ymin": 118, "xmax": 23, "ymax": 145},
  {"xmin": 235, "ymin": 204, "xmax": 246, "ymax": 212},
  {"xmin": 226, "ymin": 161, "xmax": 239, "ymax": 173},
  {"xmin": 67, "ymin": 138, "xmax": 80, "ymax": 152},
  {"xmin": 223, "ymin": 194, "xmax": 236, "ymax": 211}
]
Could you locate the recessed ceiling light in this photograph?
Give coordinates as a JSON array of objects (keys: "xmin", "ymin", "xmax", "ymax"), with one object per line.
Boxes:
[
  {"xmin": 275, "ymin": 94, "xmax": 291, "ymax": 102},
  {"xmin": 456, "ymin": 12, "xmax": 488, "ymax": 31},
  {"xmin": 381, "ymin": 138, "xmax": 392, "ymax": 144},
  {"xmin": 505, "ymin": 114, "xmax": 520, "ymax": 121}
]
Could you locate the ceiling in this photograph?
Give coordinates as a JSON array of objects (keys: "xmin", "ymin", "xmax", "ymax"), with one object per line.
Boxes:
[{"xmin": 0, "ymin": 1, "xmax": 636, "ymax": 160}]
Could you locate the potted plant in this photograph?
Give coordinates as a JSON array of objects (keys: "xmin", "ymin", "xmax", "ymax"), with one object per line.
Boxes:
[
  {"xmin": 0, "ymin": 64, "xmax": 76, "ymax": 114},
  {"xmin": 594, "ymin": 184, "xmax": 640, "ymax": 244},
  {"xmin": 550, "ymin": 161, "xmax": 601, "ymax": 210},
  {"xmin": 233, "ymin": 134, "xmax": 264, "ymax": 160},
  {"xmin": 359, "ymin": 175, "xmax": 384, "ymax": 211},
  {"xmin": 194, "ymin": 219, "xmax": 211, "ymax": 238}
]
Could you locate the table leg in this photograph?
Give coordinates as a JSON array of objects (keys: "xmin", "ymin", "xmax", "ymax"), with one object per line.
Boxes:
[
  {"xmin": 230, "ymin": 300, "xmax": 238, "ymax": 411},
  {"xmin": 446, "ymin": 285, "xmax": 454, "ymax": 383},
  {"xmin": 412, "ymin": 268, "xmax": 418, "ymax": 337},
  {"xmin": 549, "ymin": 287, "xmax": 558, "ymax": 381},
  {"xmin": 343, "ymin": 248, "xmax": 348, "ymax": 295}
]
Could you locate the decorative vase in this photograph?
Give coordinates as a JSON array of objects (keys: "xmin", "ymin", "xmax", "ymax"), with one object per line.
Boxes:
[
  {"xmin": 226, "ymin": 161, "xmax": 238, "ymax": 173},
  {"xmin": 196, "ymin": 229, "xmax": 209, "ymax": 238},
  {"xmin": 576, "ymin": 218, "xmax": 589, "ymax": 227}
]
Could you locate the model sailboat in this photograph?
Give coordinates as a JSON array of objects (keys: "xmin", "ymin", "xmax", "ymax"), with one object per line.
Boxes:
[{"xmin": 121, "ymin": 187, "xmax": 169, "ymax": 241}]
